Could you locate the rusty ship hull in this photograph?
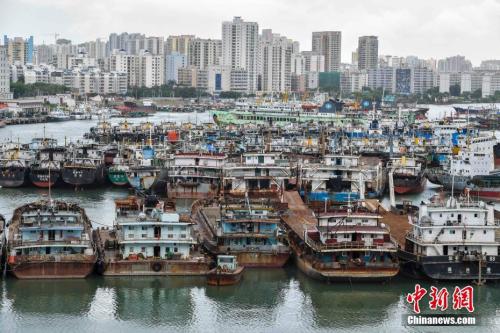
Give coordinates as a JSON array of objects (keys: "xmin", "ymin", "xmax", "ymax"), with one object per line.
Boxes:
[
  {"xmin": 8, "ymin": 257, "xmax": 96, "ymax": 279},
  {"xmin": 102, "ymin": 259, "xmax": 210, "ymax": 276}
]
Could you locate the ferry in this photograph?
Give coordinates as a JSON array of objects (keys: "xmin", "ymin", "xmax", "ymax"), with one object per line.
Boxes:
[
  {"xmin": 7, "ymin": 200, "xmax": 98, "ymax": 279},
  {"xmin": 212, "ymin": 100, "xmax": 364, "ymax": 127},
  {"xmin": 98, "ymin": 196, "xmax": 209, "ymax": 276},
  {"xmin": 398, "ymin": 194, "xmax": 500, "ymax": 281}
]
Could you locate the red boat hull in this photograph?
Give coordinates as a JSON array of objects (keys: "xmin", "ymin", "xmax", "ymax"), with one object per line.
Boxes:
[
  {"xmin": 469, "ymin": 190, "xmax": 500, "ymax": 199},
  {"xmin": 32, "ymin": 181, "xmax": 56, "ymax": 188}
]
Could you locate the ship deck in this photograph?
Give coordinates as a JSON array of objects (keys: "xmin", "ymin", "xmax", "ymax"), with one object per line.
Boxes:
[
  {"xmin": 281, "ymin": 191, "xmax": 318, "ymax": 241},
  {"xmin": 365, "ymin": 199, "xmax": 411, "ymax": 247}
]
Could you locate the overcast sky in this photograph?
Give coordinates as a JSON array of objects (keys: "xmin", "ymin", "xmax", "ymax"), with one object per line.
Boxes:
[{"xmin": 1, "ymin": 0, "xmax": 499, "ymax": 65}]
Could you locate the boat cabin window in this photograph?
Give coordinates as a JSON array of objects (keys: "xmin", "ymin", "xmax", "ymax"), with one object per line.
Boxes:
[{"xmin": 449, "ymin": 230, "xmax": 455, "ymax": 234}]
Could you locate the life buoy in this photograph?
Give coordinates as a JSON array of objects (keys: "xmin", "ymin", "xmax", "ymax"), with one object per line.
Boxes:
[{"xmin": 151, "ymin": 261, "xmax": 163, "ymax": 272}]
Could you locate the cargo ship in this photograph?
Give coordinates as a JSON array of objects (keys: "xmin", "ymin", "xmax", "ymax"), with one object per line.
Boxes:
[
  {"xmin": 388, "ymin": 157, "xmax": 426, "ymax": 194},
  {"xmin": 98, "ymin": 196, "xmax": 210, "ymax": 276},
  {"xmin": 7, "ymin": 200, "xmax": 98, "ymax": 279},
  {"xmin": 283, "ymin": 199, "xmax": 399, "ymax": 282},
  {"xmin": 398, "ymin": 195, "xmax": 500, "ymax": 281}
]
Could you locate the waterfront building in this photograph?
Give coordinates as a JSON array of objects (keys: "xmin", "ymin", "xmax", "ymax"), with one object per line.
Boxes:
[
  {"xmin": 357, "ymin": 36, "xmax": 378, "ymax": 70},
  {"xmin": 312, "ymin": 31, "xmax": 341, "ymax": 72},
  {"xmin": 302, "ymin": 51, "xmax": 325, "ymax": 73},
  {"xmin": 0, "ymin": 46, "xmax": 11, "ymax": 99},
  {"xmin": 109, "ymin": 50, "xmax": 164, "ymax": 88},
  {"xmin": 222, "ymin": 17, "xmax": 259, "ymax": 93},
  {"xmin": 395, "ymin": 68, "xmax": 412, "ymax": 94},
  {"xmin": 479, "ymin": 60, "xmax": 500, "ymax": 71},
  {"xmin": 481, "ymin": 73, "xmax": 500, "ymax": 98},
  {"xmin": 438, "ymin": 55, "xmax": 472, "ymax": 73},
  {"xmin": 189, "ymin": 38, "xmax": 222, "ymax": 70},
  {"xmin": 259, "ymin": 29, "xmax": 294, "ymax": 93},
  {"xmin": 165, "ymin": 52, "xmax": 187, "ymax": 83},
  {"xmin": 438, "ymin": 72, "xmax": 461, "ymax": 93},
  {"xmin": 166, "ymin": 35, "xmax": 195, "ymax": 58},
  {"xmin": 367, "ymin": 67, "xmax": 395, "ymax": 92},
  {"xmin": 411, "ymin": 67, "xmax": 436, "ymax": 94},
  {"xmin": 3, "ymin": 35, "xmax": 34, "ymax": 65}
]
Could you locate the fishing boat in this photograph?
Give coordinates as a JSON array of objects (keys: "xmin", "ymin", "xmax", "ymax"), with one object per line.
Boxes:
[
  {"xmin": 29, "ymin": 147, "xmax": 66, "ymax": 188},
  {"xmin": 467, "ymin": 171, "xmax": 500, "ymax": 199},
  {"xmin": 197, "ymin": 198, "xmax": 290, "ymax": 268},
  {"xmin": 207, "ymin": 255, "xmax": 244, "ymax": 286},
  {"xmin": 98, "ymin": 196, "xmax": 209, "ymax": 276},
  {"xmin": 300, "ymin": 154, "xmax": 385, "ymax": 205},
  {"xmin": 398, "ymin": 194, "xmax": 500, "ymax": 281},
  {"xmin": 284, "ymin": 200, "xmax": 399, "ymax": 282},
  {"xmin": 62, "ymin": 144, "xmax": 105, "ymax": 187},
  {"xmin": 0, "ymin": 214, "xmax": 5, "ymax": 272},
  {"xmin": 7, "ymin": 200, "xmax": 98, "ymax": 279},
  {"xmin": 166, "ymin": 152, "xmax": 226, "ymax": 199},
  {"xmin": 0, "ymin": 144, "xmax": 33, "ymax": 188},
  {"xmin": 388, "ymin": 156, "xmax": 426, "ymax": 194}
]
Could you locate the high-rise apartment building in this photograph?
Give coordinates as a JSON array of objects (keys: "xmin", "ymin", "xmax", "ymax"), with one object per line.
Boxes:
[
  {"xmin": 222, "ymin": 16, "xmax": 259, "ymax": 92},
  {"xmin": 438, "ymin": 55, "xmax": 472, "ymax": 73},
  {"xmin": 165, "ymin": 52, "xmax": 187, "ymax": 83},
  {"xmin": 0, "ymin": 46, "xmax": 11, "ymax": 98},
  {"xmin": 311, "ymin": 31, "xmax": 341, "ymax": 72},
  {"xmin": 259, "ymin": 29, "xmax": 293, "ymax": 92},
  {"xmin": 3, "ymin": 35, "xmax": 34, "ymax": 65},
  {"xmin": 357, "ymin": 36, "xmax": 378, "ymax": 70},
  {"xmin": 189, "ymin": 38, "xmax": 221, "ymax": 70}
]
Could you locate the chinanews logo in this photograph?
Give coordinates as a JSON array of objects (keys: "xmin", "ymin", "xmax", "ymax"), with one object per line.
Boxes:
[{"xmin": 403, "ymin": 284, "xmax": 478, "ymax": 326}]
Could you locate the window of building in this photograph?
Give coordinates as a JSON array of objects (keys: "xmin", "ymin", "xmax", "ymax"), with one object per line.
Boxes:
[
  {"xmin": 128, "ymin": 226, "xmax": 134, "ymax": 230},
  {"xmin": 180, "ymin": 234, "xmax": 186, "ymax": 238},
  {"xmin": 174, "ymin": 247, "xmax": 178, "ymax": 253},
  {"xmin": 141, "ymin": 247, "xmax": 146, "ymax": 252},
  {"xmin": 142, "ymin": 234, "xmax": 147, "ymax": 238},
  {"xmin": 450, "ymin": 230, "xmax": 455, "ymax": 234},
  {"xmin": 142, "ymin": 226, "xmax": 148, "ymax": 230},
  {"xmin": 168, "ymin": 234, "xmax": 174, "ymax": 238},
  {"xmin": 129, "ymin": 247, "xmax": 134, "ymax": 253}
]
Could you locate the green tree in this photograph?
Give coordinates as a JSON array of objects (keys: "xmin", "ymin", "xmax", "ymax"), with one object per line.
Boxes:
[{"xmin": 449, "ymin": 84, "xmax": 461, "ymax": 97}]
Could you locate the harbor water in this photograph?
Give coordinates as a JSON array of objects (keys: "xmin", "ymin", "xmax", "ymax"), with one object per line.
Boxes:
[{"xmin": 0, "ymin": 105, "xmax": 499, "ymax": 332}]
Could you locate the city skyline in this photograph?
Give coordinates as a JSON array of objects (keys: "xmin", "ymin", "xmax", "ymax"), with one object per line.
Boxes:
[{"xmin": 1, "ymin": 0, "xmax": 499, "ymax": 65}]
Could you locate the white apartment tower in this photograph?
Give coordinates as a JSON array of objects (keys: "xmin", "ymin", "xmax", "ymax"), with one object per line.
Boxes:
[
  {"xmin": 189, "ymin": 39, "xmax": 222, "ymax": 70},
  {"xmin": 259, "ymin": 29, "xmax": 293, "ymax": 93},
  {"xmin": 222, "ymin": 17, "xmax": 259, "ymax": 93},
  {"xmin": 0, "ymin": 46, "xmax": 11, "ymax": 98},
  {"xmin": 312, "ymin": 31, "xmax": 341, "ymax": 72}
]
